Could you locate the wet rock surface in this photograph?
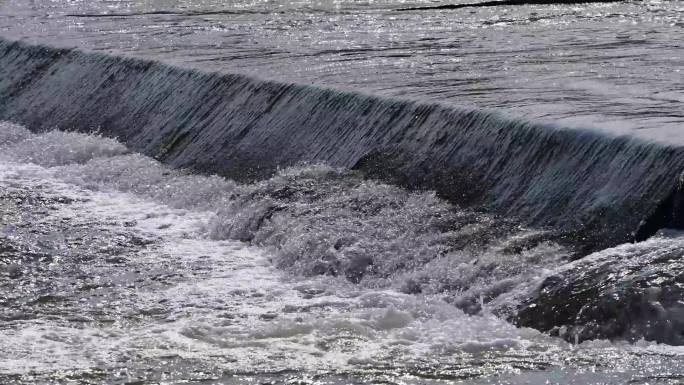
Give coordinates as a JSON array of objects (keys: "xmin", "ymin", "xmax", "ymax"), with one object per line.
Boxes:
[{"xmin": 515, "ymin": 237, "xmax": 684, "ymax": 345}]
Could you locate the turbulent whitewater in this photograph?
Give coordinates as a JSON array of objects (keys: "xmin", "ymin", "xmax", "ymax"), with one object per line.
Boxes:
[{"xmin": 2, "ymin": 123, "xmax": 684, "ymax": 384}]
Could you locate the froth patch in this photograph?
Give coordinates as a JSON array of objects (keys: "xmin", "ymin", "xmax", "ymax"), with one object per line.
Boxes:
[
  {"xmin": 2, "ymin": 130, "xmax": 128, "ymax": 166},
  {"xmin": 0, "ymin": 122, "xmax": 31, "ymax": 146}
]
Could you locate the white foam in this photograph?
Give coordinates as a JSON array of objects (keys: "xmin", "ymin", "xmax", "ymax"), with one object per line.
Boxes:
[
  {"xmin": 1, "ymin": 124, "xmax": 683, "ymax": 383},
  {"xmin": 1, "ymin": 129, "xmax": 128, "ymax": 166}
]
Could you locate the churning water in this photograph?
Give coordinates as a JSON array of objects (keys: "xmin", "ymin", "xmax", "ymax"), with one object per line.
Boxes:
[
  {"xmin": 0, "ymin": 0, "xmax": 683, "ymax": 383},
  {"xmin": 0, "ymin": 125, "xmax": 683, "ymax": 384}
]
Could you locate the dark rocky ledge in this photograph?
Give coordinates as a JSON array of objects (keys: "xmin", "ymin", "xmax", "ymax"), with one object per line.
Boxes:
[{"xmin": 514, "ymin": 239, "xmax": 684, "ymax": 345}]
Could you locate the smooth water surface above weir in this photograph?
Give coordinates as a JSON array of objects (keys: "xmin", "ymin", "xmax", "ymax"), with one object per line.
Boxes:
[{"xmin": 0, "ymin": 0, "xmax": 682, "ymax": 139}]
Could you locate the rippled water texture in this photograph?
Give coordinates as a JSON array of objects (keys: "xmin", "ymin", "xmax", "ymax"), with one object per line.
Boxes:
[{"xmin": 0, "ymin": 0, "xmax": 682, "ymax": 139}]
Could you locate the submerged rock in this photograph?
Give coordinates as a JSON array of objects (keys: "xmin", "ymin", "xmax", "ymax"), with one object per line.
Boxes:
[{"xmin": 514, "ymin": 237, "xmax": 684, "ymax": 345}]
